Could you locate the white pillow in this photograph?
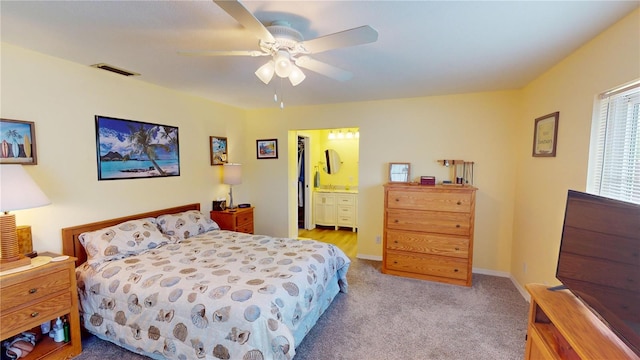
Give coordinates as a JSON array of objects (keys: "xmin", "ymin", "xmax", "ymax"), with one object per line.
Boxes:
[
  {"xmin": 156, "ymin": 210, "xmax": 219, "ymax": 240},
  {"xmin": 79, "ymin": 218, "xmax": 170, "ymax": 266}
]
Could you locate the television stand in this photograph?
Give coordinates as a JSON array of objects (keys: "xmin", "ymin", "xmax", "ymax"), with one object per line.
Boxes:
[{"xmin": 525, "ymin": 283, "xmax": 638, "ymax": 359}]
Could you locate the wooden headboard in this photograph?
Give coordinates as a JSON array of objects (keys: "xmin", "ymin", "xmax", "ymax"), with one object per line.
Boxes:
[{"xmin": 61, "ymin": 203, "xmax": 200, "ymax": 267}]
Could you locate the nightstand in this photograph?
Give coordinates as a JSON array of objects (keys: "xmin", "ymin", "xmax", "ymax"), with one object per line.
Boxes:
[
  {"xmin": 0, "ymin": 252, "xmax": 82, "ymax": 359},
  {"xmin": 210, "ymin": 207, "xmax": 254, "ymax": 234}
]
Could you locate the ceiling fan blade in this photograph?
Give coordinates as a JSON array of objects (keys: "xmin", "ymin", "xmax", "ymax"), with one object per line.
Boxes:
[
  {"xmin": 178, "ymin": 50, "xmax": 267, "ymax": 57},
  {"xmin": 302, "ymin": 25, "xmax": 378, "ymax": 54},
  {"xmin": 214, "ymin": 0, "xmax": 275, "ymax": 43},
  {"xmin": 295, "ymin": 56, "xmax": 353, "ymax": 82}
]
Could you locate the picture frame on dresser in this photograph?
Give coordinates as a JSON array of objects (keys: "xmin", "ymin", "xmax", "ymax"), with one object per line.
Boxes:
[
  {"xmin": 0, "ymin": 118, "xmax": 37, "ymax": 165},
  {"xmin": 389, "ymin": 162, "xmax": 410, "ymax": 182}
]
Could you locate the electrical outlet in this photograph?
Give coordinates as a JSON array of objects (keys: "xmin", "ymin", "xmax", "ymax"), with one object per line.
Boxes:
[
  {"xmin": 375, "ymin": 235, "xmax": 381, "ymax": 244},
  {"xmin": 523, "ymin": 262, "xmax": 527, "ymax": 274}
]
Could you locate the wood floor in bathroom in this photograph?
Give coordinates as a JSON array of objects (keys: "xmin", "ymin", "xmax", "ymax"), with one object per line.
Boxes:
[{"xmin": 298, "ymin": 226, "xmax": 357, "ymax": 258}]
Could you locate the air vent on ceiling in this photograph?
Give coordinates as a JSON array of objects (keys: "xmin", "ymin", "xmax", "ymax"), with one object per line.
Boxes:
[{"xmin": 90, "ymin": 63, "xmax": 140, "ymax": 77}]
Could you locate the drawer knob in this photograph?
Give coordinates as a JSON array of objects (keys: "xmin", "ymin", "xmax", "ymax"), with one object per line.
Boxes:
[
  {"xmin": 457, "ymin": 201, "xmax": 462, "ymax": 205},
  {"xmin": 29, "ymin": 288, "xmax": 38, "ymax": 294},
  {"xmin": 456, "ymin": 224, "xmax": 461, "ymax": 228},
  {"xmin": 395, "ymin": 198, "xmax": 400, "ymax": 202},
  {"xmin": 394, "ymin": 240, "xmax": 398, "ymax": 244},
  {"xmin": 455, "ymin": 247, "xmax": 460, "ymax": 251},
  {"xmin": 31, "ymin": 312, "xmax": 39, "ymax": 318},
  {"xmin": 453, "ymin": 269, "xmax": 459, "ymax": 272},
  {"xmin": 394, "ymin": 219, "xmax": 399, "ymax": 223}
]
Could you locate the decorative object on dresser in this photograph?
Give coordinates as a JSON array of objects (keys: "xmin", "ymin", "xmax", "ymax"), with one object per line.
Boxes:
[
  {"xmin": 0, "ymin": 252, "xmax": 82, "ymax": 359},
  {"xmin": 0, "ymin": 119, "xmax": 37, "ymax": 165},
  {"xmin": 0, "ymin": 165, "xmax": 50, "ymax": 272},
  {"xmin": 388, "ymin": 162, "xmax": 410, "ymax": 183},
  {"xmin": 524, "ymin": 284, "xmax": 638, "ymax": 360},
  {"xmin": 209, "ymin": 136, "xmax": 228, "ymax": 165},
  {"xmin": 222, "ymin": 163, "xmax": 242, "ymax": 210},
  {"xmin": 382, "ymin": 183, "xmax": 477, "ymax": 287},
  {"xmin": 438, "ymin": 159, "xmax": 474, "ymax": 185},
  {"xmin": 210, "ymin": 206, "xmax": 254, "ymax": 234}
]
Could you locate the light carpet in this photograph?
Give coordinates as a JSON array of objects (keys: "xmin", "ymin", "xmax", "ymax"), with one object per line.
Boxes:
[{"xmin": 73, "ymin": 259, "xmax": 529, "ymax": 360}]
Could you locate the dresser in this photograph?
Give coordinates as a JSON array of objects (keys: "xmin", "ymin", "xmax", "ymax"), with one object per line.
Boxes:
[
  {"xmin": 210, "ymin": 207, "xmax": 254, "ymax": 234},
  {"xmin": 0, "ymin": 253, "xmax": 82, "ymax": 359},
  {"xmin": 314, "ymin": 191, "xmax": 357, "ymax": 232},
  {"xmin": 382, "ymin": 184, "xmax": 477, "ymax": 286}
]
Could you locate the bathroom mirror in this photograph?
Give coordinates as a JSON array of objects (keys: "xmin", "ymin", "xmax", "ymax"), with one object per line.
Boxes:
[
  {"xmin": 389, "ymin": 162, "xmax": 410, "ymax": 182},
  {"xmin": 324, "ymin": 149, "xmax": 341, "ymax": 174}
]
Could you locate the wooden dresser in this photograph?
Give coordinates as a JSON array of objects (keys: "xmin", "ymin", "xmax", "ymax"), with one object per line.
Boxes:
[
  {"xmin": 525, "ymin": 283, "xmax": 639, "ymax": 360},
  {"xmin": 382, "ymin": 183, "xmax": 477, "ymax": 287},
  {"xmin": 210, "ymin": 207, "xmax": 254, "ymax": 234},
  {"xmin": 0, "ymin": 253, "xmax": 82, "ymax": 359}
]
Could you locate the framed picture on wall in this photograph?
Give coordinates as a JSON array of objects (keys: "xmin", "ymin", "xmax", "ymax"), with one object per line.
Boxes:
[
  {"xmin": 95, "ymin": 115, "xmax": 180, "ymax": 180},
  {"xmin": 0, "ymin": 118, "xmax": 37, "ymax": 165},
  {"xmin": 532, "ymin": 111, "xmax": 559, "ymax": 157},
  {"xmin": 210, "ymin": 136, "xmax": 228, "ymax": 165},
  {"xmin": 256, "ymin": 139, "xmax": 278, "ymax": 159}
]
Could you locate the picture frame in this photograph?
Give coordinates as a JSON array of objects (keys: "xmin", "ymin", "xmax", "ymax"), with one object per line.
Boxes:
[
  {"xmin": 532, "ymin": 111, "xmax": 559, "ymax": 157},
  {"xmin": 210, "ymin": 136, "xmax": 228, "ymax": 165},
  {"xmin": 95, "ymin": 115, "xmax": 180, "ymax": 180},
  {"xmin": 0, "ymin": 118, "xmax": 37, "ymax": 165},
  {"xmin": 256, "ymin": 139, "xmax": 278, "ymax": 159},
  {"xmin": 389, "ymin": 162, "xmax": 411, "ymax": 183}
]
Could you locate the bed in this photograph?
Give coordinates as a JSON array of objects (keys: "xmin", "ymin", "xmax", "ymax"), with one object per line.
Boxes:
[{"xmin": 61, "ymin": 203, "xmax": 350, "ymax": 360}]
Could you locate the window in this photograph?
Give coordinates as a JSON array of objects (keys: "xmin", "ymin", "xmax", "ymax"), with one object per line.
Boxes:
[{"xmin": 587, "ymin": 80, "xmax": 640, "ymax": 204}]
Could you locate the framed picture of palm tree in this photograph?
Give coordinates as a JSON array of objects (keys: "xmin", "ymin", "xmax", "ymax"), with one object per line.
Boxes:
[
  {"xmin": 0, "ymin": 118, "xmax": 37, "ymax": 165},
  {"xmin": 95, "ymin": 115, "xmax": 180, "ymax": 180}
]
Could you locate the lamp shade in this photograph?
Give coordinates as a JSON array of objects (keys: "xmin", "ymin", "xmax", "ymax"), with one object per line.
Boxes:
[
  {"xmin": 255, "ymin": 60, "xmax": 275, "ymax": 85},
  {"xmin": 222, "ymin": 163, "xmax": 242, "ymax": 185},
  {"xmin": 0, "ymin": 165, "xmax": 50, "ymax": 212}
]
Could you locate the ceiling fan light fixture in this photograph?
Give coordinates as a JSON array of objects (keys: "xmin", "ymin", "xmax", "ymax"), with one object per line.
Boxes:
[
  {"xmin": 255, "ymin": 60, "xmax": 275, "ymax": 84},
  {"xmin": 274, "ymin": 50, "xmax": 293, "ymax": 78},
  {"xmin": 288, "ymin": 65, "xmax": 305, "ymax": 86}
]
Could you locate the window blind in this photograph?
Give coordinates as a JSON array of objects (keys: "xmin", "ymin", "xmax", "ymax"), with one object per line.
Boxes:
[{"xmin": 589, "ymin": 81, "xmax": 640, "ymax": 204}]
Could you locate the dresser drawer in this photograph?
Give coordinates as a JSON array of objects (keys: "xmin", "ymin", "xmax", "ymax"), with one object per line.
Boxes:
[
  {"xmin": 386, "ymin": 229, "xmax": 469, "ymax": 258},
  {"xmin": 386, "ymin": 209, "xmax": 470, "ymax": 236},
  {"xmin": 0, "ymin": 292, "xmax": 71, "ymax": 340},
  {"xmin": 385, "ymin": 251, "xmax": 468, "ymax": 280},
  {"xmin": 236, "ymin": 222, "xmax": 254, "ymax": 234},
  {"xmin": 387, "ymin": 189, "xmax": 472, "ymax": 212},
  {"xmin": 0, "ymin": 268, "xmax": 71, "ymax": 312}
]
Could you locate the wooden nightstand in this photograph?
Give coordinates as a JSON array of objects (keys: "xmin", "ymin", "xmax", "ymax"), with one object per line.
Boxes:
[
  {"xmin": 0, "ymin": 252, "xmax": 82, "ymax": 359},
  {"xmin": 210, "ymin": 207, "xmax": 254, "ymax": 234}
]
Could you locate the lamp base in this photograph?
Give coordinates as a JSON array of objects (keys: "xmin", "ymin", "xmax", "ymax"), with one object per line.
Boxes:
[{"xmin": 0, "ymin": 255, "xmax": 31, "ymax": 272}]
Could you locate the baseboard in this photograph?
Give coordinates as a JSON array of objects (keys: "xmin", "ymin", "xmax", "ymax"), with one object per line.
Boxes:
[{"xmin": 356, "ymin": 254, "xmax": 382, "ymax": 261}]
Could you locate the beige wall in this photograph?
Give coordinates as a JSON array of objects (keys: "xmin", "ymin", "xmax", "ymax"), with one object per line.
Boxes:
[
  {"xmin": 511, "ymin": 9, "xmax": 640, "ymax": 287},
  {"xmin": 1, "ymin": 43, "xmax": 247, "ymax": 253},
  {"xmin": 1, "ymin": 8, "xmax": 637, "ymax": 289}
]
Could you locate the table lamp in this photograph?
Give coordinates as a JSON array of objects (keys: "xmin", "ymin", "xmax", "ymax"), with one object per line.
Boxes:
[
  {"xmin": 0, "ymin": 165, "xmax": 50, "ymax": 271},
  {"xmin": 222, "ymin": 163, "xmax": 242, "ymax": 211}
]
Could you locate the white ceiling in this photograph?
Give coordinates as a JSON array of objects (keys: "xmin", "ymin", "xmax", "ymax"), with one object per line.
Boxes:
[{"xmin": 1, "ymin": 1, "xmax": 638, "ymax": 110}]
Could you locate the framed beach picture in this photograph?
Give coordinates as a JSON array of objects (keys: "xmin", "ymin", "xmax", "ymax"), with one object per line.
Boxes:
[
  {"xmin": 0, "ymin": 118, "xmax": 37, "ymax": 165},
  {"xmin": 210, "ymin": 136, "xmax": 228, "ymax": 165},
  {"xmin": 95, "ymin": 115, "xmax": 180, "ymax": 180},
  {"xmin": 256, "ymin": 139, "xmax": 278, "ymax": 159}
]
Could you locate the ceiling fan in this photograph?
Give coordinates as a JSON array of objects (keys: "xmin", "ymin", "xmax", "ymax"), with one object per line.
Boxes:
[{"xmin": 179, "ymin": 0, "xmax": 378, "ymax": 87}]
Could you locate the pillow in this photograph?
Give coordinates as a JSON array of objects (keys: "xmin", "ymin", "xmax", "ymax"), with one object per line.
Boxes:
[
  {"xmin": 156, "ymin": 210, "xmax": 219, "ymax": 240},
  {"xmin": 79, "ymin": 218, "xmax": 170, "ymax": 266}
]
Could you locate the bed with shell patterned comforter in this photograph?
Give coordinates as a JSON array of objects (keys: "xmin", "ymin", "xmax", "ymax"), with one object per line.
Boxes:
[{"xmin": 75, "ymin": 229, "xmax": 350, "ymax": 360}]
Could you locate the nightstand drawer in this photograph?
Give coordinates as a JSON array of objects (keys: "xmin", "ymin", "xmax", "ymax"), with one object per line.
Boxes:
[
  {"xmin": 235, "ymin": 211, "xmax": 253, "ymax": 227},
  {"xmin": 0, "ymin": 292, "xmax": 71, "ymax": 340},
  {"xmin": 0, "ymin": 268, "xmax": 71, "ymax": 312}
]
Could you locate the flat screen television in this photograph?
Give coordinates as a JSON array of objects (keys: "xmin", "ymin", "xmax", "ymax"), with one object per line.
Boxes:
[{"xmin": 556, "ymin": 190, "xmax": 640, "ymax": 356}]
